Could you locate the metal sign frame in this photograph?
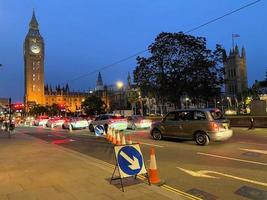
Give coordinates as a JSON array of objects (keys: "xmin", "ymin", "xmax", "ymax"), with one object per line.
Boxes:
[{"xmin": 110, "ymin": 143, "xmax": 150, "ymax": 192}]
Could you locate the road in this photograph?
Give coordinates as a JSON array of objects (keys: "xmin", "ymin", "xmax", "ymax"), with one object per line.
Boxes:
[{"xmin": 15, "ymin": 126, "xmax": 267, "ymax": 200}]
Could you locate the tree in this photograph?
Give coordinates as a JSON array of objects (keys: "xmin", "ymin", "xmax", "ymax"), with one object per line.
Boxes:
[
  {"xmin": 47, "ymin": 103, "xmax": 61, "ymax": 116},
  {"xmin": 81, "ymin": 95, "xmax": 106, "ymax": 116},
  {"xmin": 134, "ymin": 32, "xmax": 225, "ymax": 108},
  {"xmin": 127, "ymin": 89, "xmax": 139, "ymax": 115},
  {"xmin": 29, "ymin": 105, "xmax": 48, "ymax": 116}
]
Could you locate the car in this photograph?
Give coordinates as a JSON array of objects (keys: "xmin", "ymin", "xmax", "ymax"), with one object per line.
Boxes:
[
  {"xmin": 46, "ymin": 117, "xmax": 65, "ymax": 128},
  {"xmin": 127, "ymin": 115, "xmax": 152, "ymax": 129},
  {"xmin": 150, "ymin": 108, "xmax": 233, "ymax": 145},
  {"xmin": 89, "ymin": 114, "xmax": 127, "ymax": 132},
  {"xmin": 33, "ymin": 116, "xmax": 49, "ymax": 126},
  {"xmin": 62, "ymin": 117, "xmax": 89, "ymax": 129},
  {"xmin": 24, "ymin": 116, "xmax": 35, "ymax": 126}
]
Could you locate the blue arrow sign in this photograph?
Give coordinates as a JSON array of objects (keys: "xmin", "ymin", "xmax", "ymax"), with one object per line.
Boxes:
[
  {"xmin": 94, "ymin": 125, "xmax": 105, "ymax": 136},
  {"xmin": 117, "ymin": 146, "xmax": 143, "ymax": 176}
]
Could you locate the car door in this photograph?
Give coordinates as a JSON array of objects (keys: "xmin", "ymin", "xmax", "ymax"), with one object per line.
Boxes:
[
  {"xmin": 180, "ymin": 110, "xmax": 205, "ymax": 139},
  {"xmin": 162, "ymin": 111, "xmax": 183, "ymax": 137}
]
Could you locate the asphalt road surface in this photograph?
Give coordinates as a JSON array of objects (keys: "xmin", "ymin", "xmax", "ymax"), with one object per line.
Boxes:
[{"xmin": 15, "ymin": 126, "xmax": 267, "ymax": 200}]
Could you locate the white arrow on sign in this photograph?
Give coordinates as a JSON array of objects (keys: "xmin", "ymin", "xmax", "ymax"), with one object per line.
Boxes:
[
  {"xmin": 120, "ymin": 151, "xmax": 140, "ymax": 170},
  {"xmin": 240, "ymin": 148, "xmax": 267, "ymax": 155},
  {"xmin": 177, "ymin": 167, "xmax": 267, "ymax": 187}
]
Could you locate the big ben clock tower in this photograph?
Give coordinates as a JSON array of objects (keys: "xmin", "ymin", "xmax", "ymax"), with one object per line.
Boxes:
[{"xmin": 24, "ymin": 10, "xmax": 45, "ymax": 109}]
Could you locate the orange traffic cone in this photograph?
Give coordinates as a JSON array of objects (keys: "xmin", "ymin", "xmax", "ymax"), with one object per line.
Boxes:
[
  {"xmin": 149, "ymin": 147, "xmax": 164, "ymax": 185},
  {"xmin": 106, "ymin": 128, "xmax": 110, "ymax": 141},
  {"xmin": 112, "ymin": 130, "xmax": 117, "ymax": 144},
  {"xmin": 127, "ymin": 135, "xmax": 132, "ymax": 145},
  {"xmin": 116, "ymin": 131, "xmax": 121, "ymax": 145},
  {"xmin": 121, "ymin": 133, "xmax": 126, "ymax": 145},
  {"xmin": 108, "ymin": 128, "xmax": 112, "ymax": 142}
]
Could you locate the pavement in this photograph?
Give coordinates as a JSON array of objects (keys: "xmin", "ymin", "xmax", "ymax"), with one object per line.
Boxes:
[{"xmin": 0, "ymin": 130, "xmax": 186, "ymax": 200}]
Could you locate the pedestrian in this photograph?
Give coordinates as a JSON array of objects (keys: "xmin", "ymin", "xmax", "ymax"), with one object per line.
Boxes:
[{"xmin": 248, "ymin": 117, "xmax": 254, "ymax": 130}]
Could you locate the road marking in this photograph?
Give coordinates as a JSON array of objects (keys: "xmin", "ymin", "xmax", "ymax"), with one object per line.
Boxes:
[
  {"xmin": 238, "ymin": 142, "xmax": 267, "ymax": 146},
  {"xmin": 161, "ymin": 184, "xmax": 202, "ymax": 200},
  {"xmin": 197, "ymin": 152, "xmax": 267, "ymax": 166},
  {"xmin": 240, "ymin": 148, "xmax": 267, "ymax": 155},
  {"xmin": 139, "ymin": 142, "xmax": 164, "ymax": 148},
  {"xmin": 177, "ymin": 167, "xmax": 218, "ymax": 178},
  {"xmin": 177, "ymin": 167, "xmax": 267, "ymax": 187}
]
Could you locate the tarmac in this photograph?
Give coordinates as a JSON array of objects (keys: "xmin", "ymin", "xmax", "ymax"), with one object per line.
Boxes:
[{"xmin": 0, "ymin": 130, "xmax": 185, "ymax": 200}]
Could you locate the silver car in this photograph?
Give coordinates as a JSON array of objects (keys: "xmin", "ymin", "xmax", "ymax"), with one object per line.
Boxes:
[{"xmin": 150, "ymin": 108, "xmax": 233, "ymax": 145}]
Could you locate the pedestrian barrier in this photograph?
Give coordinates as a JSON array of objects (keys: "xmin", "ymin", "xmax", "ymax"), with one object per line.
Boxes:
[{"xmin": 149, "ymin": 147, "xmax": 164, "ymax": 185}]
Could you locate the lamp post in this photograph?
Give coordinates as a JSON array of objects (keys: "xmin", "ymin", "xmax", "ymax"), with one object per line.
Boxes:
[{"xmin": 116, "ymin": 81, "xmax": 123, "ymax": 115}]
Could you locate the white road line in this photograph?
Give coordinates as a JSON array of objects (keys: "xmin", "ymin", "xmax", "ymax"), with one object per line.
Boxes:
[
  {"xmin": 197, "ymin": 152, "xmax": 267, "ymax": 166},
  {"xmin": 238, "ymin": 142, "xmax": 267, "ymax": 146},
  {"xmin": 176, "ymin": 167, "xmax": 267, "ymax": 187},
  {"xmin": 240, "ymin": 148, "xmax": 267, "ymax": 155},
  {"xmin": 139, "ymin": 142, "xmax": 164, "ymax": 148}
]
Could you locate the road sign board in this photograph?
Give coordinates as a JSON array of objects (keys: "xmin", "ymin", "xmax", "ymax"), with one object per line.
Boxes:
[
  {"xmin": 114, "ymin": 144, "xmax": 147, "ymax": 178},
  {"xmin": 94, "ymin": 125, "xmax": 105, "ymax": 136}
]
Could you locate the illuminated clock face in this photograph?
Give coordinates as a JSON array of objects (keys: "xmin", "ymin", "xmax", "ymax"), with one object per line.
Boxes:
[{"xmin": 30, "ymin": 44, "xmax": 40, "ymax": 54}]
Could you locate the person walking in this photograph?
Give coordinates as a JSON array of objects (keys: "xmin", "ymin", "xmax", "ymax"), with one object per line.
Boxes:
[{"xmin": 248, "ymin": 117, "xmax": 254, "ymax": 130}]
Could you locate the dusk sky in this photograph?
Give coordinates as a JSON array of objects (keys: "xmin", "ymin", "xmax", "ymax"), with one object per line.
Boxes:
[{"xmin": 0, "ymin": 0, "xmax": 266, "ymax": 102}]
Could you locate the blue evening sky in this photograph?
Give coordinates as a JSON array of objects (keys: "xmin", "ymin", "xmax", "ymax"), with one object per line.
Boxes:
[{"xmin": 0, "ymin": 0, "xmax": 266, "ymax": 102}]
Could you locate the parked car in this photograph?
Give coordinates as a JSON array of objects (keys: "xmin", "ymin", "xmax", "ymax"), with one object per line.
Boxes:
[
  {"xmin": 46, "ymin": 117, "xmax": 65, "ymax": 128},
  {"xmin": 127, "ymin": 115, "xmax": 152, "ymax": 129},
  {"xmin": 33, "ymin": 116, "xmax": 49, "ymax": 126},
  {"xmin": 24, "ymin": 116, "xmax": 35, "ymax": 126},
  {"xmin": 150, "ymin": 108, "xmax": 233, "ymax": 145},
  {"xmin": 89, "ymin": 114, "xmax": 127, "ymax": 132},
  {"xmin": 62, "ymin": 117, "xmax": 89, "ymax": 129}
]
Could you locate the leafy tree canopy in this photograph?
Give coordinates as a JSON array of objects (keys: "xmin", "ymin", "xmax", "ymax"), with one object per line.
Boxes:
[
  {"xmin": 81, "ymin": 95, "xmax": 106, "ymax": 116},
  {"xmin": 134, "ymin": 32, "xmax": 225, "ymax": 107}
]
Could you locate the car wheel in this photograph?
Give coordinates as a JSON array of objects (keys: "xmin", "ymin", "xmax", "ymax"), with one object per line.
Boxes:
[
  {"xmin": 151, "ymin": 129, "xmax": 162, "ymax": 140},
  {"xmin": 62, "ymin": 124, "xmax": 65, "ymax": 129},
  {"xmin": 89, "ymin": 124, "xmax": 94, "ymax": 132},
  {"xmin": 195, "ymin": 132, "xmax": 210, "ymax": 146}
]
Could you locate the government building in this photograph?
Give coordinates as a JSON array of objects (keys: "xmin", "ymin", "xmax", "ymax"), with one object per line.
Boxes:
[{"xmin": 24, "ymin": 11, "xmax": 110, "ymax": 112}]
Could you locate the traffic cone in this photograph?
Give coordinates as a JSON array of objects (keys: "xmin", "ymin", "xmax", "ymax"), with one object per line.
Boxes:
[
  {"xmin": 116, "ymin": 131, "xmax": 121, "ymax": 145},
  {"xmin": 112, "ymin": 130, "xmax": 117, "ymax": 144},
  {"xmin": 149, "ymin": 147, "xmax": 164, "ymax": 185},
  {"xmin": 127, "ymin": 135, "xmax": 132, "ymax": 145},
  {"xmin": 121, "ymin": 133, "xmax": 126, "ymax": 145},
  {"xmin": 110, "ymin": 128, "xmax": 114, "ymax": 142},
  {"xmin": 107, "ymin": 129, "xmax": 111, "ymax": 141}
]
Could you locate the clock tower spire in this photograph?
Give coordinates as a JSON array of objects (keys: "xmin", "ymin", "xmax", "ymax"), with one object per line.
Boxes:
[{"xmin": 24, "ymin": 10, "xmax": 45, "ymax": 110}]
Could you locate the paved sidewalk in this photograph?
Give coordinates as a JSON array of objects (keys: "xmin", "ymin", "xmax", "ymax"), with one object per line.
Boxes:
[{"xmin": 0, "ymin": 131, "xmax": 183, "ymax": 200}]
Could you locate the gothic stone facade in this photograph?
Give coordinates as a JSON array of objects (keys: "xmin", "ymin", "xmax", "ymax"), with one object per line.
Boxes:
[{"xmin": 224, "ymin": 45, "xmax": 248, "ymax": 97}]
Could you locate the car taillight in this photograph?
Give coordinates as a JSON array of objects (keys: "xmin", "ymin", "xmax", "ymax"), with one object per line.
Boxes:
[{"xmin": 211, "ymin": 122, "xmax": 219, "ymax": 131}]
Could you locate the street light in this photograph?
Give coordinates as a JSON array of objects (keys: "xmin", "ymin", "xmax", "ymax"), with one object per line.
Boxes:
[{"xmin": 116, "ymin": 81, "xmax": 124, "ymax": 115}]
